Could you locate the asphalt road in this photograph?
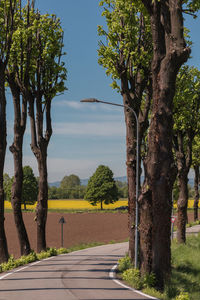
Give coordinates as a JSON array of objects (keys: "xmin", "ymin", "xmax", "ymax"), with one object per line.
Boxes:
[{"xmin": 0, "ymin": 242, "xmax": 157, "ymax": 300}]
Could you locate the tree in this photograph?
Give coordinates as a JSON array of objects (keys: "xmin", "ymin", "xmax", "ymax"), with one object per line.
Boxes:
[
  {"xmin": 60, "ymin": 174, "xmax": 81, "ymax": 198},
  {"xmin": 26, "ymin": 12, "xmax": 67, "ymax": 252},
  {"xmin": 173, "ymin": 66, "xmax": 200, "ymax": 243},
  {"xmin": 6, "ymin": 0, "xmax": 34, "ymax": 257},
  {"xmin": 84, "ymin": 165, "xmax": 119, "ymax": 210},
  {"xmin": 0, "ymin": 0, "xmax": 19, "ymax": 263},
  {"xmin": 3, "ymin": 174, "xmax": 12, "ymax": 201},
  {"xmin": 98, "ymin": 0, "xmax": 152, "ymax": 262},
  {"xmin": 22, "ymin": 166, "xmax": 38, "ymax": 209},
  {"xmin": 139, "ymin": 0, "xmax": 192, "ymax": 288},
  {"xmin": 60, "ymin": 174, "xmax": 81, "ymax": 189},
  {"xmin": 192, "ymin": 136, "xmax": 200, "ymax": 221}
]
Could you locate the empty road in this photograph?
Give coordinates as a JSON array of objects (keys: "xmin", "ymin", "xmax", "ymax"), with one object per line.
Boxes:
[{"xmin": 0, "ymin": 243, "xmax": 157, "ymax": 300}]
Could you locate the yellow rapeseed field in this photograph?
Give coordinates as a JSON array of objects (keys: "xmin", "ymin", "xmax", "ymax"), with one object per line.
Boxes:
[
  {"xmin": 4, "ymin": 199, "xmax": 200, "ymax": 210},
  {"xmin": 4, "ymin": 199, "xmax": 128, "ymax": 210}
]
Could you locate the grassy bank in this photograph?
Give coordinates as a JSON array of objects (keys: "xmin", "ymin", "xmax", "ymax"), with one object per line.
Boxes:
[{"xmin": 119, "ymin": 234, "xmax": 200, "ymax": 300}]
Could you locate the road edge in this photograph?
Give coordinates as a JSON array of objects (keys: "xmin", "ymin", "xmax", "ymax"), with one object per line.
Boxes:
[{"xmin": 109, "ymin": 264, "xmax": 159, "ymax": 300}]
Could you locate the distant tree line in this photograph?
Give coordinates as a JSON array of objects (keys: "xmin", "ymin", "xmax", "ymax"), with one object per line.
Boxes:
[{"xmin": 48, "ymin": 166, "xmax": 128, "ymax": 201}]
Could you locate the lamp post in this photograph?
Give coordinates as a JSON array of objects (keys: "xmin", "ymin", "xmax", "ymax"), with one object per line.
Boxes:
[{"xmin": 80, "ymin": 98, "xmax": 139, "ymax": 269}]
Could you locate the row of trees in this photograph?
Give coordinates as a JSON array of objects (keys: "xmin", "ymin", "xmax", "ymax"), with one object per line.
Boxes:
[
  {"xmin": 0, "ymin": 0, "xmax": 66, "ymax": 262},
  {"xmin": 48, "ymin": 170, "xmax": 128, "ymax": 200},
  {"xmin": 98, "ymin": 0, "xmax": 200, "ymax": 289}
]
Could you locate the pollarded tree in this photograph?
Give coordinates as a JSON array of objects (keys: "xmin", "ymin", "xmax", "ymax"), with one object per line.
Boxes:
[
  {"xmin": 6, "ymin": 0, "xmax": 34, "ymax": 256},
  {"xmin": 98, "ymin": 0, "xmax": 152, "ymax": 262},
  {"xmin": 173, "ymin": 65, "xmax": 200, "ymax": 244},
  {"xmin": 0, "ymin": 0, "xmax": 19, "ymax": 263},
  {"xmin": 84, "ymin": 165, "xmax": 119, "ymax": 210},
  {"xmin": 27, "ymin": 12, "xmax": 67, "ymax": 252},
  {"xmin": 139, "ymin": 0, "xmax": 195, "ymax": 288},
  {"xmin": 192, "ymin": 136, "xmax": 200, "ymax": 221}
]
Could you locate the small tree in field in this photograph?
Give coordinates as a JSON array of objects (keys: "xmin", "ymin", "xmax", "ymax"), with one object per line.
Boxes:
[
  {"xmin": 84, "ymin": 165, "xmax": 119, "ymax": 210},
  {"xmin": 22, "ymin": 166, "xmax": 38, "ymax": 210}
]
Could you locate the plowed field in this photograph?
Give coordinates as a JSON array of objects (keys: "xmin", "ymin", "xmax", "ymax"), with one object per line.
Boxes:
[{"xmin": 5, "ymin": 212, "xmax": 128, "ymax": 258}]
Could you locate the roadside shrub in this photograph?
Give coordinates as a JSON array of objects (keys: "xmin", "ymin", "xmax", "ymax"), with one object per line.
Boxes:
[
  {"xmin": 118, "ymin": 254, "xmax": 132, "ymax": 272},
  {"xmin": 142, "ymin": 272, "xmax": 156, "ymax": 288},
  {"xmin": 57, "ymin": 248, "xmax": 69, "ymax": 254},
  {"xmin": 122, "ymin": 268, "xmax": 143, "ymax": 290},
  {"xmin": 175, "ymin": 292, "xmax": 190, "ymax": 300}
]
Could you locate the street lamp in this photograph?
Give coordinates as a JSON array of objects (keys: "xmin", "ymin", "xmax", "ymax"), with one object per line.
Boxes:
[{"xmin": 80, "ymin": 98, "xmax": 139, "ymax": 269}]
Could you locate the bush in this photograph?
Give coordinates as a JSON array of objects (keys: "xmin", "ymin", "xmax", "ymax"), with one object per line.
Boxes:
[
  {"xmin": 175, "ymin": 292, "xmax": 190, "ymax": 300},
  {"xmin": 122, "ymin": 268, "xmax": 143, "ymax": 290},
  {"xmin": 118, "ymin": 255, "xmax": 132, "ymax": 272}
]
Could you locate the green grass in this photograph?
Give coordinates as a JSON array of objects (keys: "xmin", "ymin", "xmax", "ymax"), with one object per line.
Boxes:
[{"xmin": 118, "ymin": 234, "xmax": 200, "ymax": 300}]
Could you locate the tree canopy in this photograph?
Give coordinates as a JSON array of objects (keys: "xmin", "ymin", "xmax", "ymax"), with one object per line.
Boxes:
[{"xmin": 84, "ymin": 165, "xmax": 119, "ymax": 210}]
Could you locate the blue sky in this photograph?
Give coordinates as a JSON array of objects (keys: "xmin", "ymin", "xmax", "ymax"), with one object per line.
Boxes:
[{"xmin": 4, "ymin": 1, "xmax": 200, "ymax": 182}]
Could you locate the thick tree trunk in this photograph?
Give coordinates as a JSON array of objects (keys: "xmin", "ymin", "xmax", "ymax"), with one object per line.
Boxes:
[
  {"xmin": 0, "ymin": 74, "xmax": 9, "ymax": 263},
  {"xmin": 177, "ymin": 174, "xmax": 188, "ymax": 243},
  {"xmin": 9, "ymin": 79, "xmax": 31, "ymax": 256},
  {"xmin": 139, "ymin": 186, "xmax": 152, "ymax": 274},
  {"xmin": 123, "ymin": 98, "xmax": 137, "ymax": 262},
  {"xmin": 193, "ymin": 165, "xmax": 199, "ymax": 221},
  {"xmin": 36, "ymin": 150, "xmax": 48, "ymax": 252},
  {"xmin": 140, "ymin": 0, "xmax": 190, "ymax": 289}
]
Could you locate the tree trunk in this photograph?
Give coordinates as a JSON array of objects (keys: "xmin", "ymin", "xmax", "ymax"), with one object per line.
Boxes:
[
  {"xmin": 100, "ymin": 200, "xmax": 103, "ymax": 210},
  {"xmin": 140, "ymin": 0, "xmax": 190, "ymax": 289},
  {"xmin": 0, "ymin": 73, "xmax": 9, "ymax": 263},
  {"xmin": 193, "ymin": 165, "xmax": 199, "ymax": 221},
  {"xmin": 123, "ymin": 94, "xmax": 137, "ymax": 263},
  {"xmin": 8, "ymin": 77, "xmax": 31, "ymax": 256},
  {"xmin": 139, "ymin": 185, "xmax": 152, "ymax": 274},
  {"xmin": 35, "ymin": 150, "xmax": 48, "ymax": 252},
  {"xmin": 177, "ymin": 174, "xmax": 188, "ymax": 243}
]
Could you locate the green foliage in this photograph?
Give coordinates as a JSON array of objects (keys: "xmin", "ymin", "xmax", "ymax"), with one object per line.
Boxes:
[
  {"xmin": 121, "ymin": 267, "xmax": 156, "ymax": 290},
  {"xmin": 173, "ymin": 65, "xmax": 200, "ymax": 134},
  {"xmin": 3, "ymin": 173, "xmax": 12, "ymax": 200},
  {"xmin": 116, "ymin": 180, "xmax": 128, "ymax": 198},
  {"xmin": 3, "ymin": 166, "xmax": 38, "ymax": 206},
  {"xmin": 122, "ymin": 268, "xmax": 143, "ymax": 289},
  {"xmin": 22, "ymin": 166, "xmax": 38, "ymax": 206},
  {"xmin": 48, "ymin": 175, "xmax": 86, "ymax": 199},
  {"xmin": 60, "ymin": 174, "xmax": 81, "ymax": 189},
  {"xmin": 192, "ymin": 135, "xmax": 200, "ymax": 167},
  {"xmin": 98, "ymin": 0, "xmax": 152, "ymax": 91},
  {"xmin": 118, "ymin": 254, "xmax": 132, "ymax": 272},
  {"xmin": 7, "ymin": 3, "xmax": 67, "ymax": 102},
  {"xmin": 175, "ymin": 292, "xmax": 190, "ymax": 300},
  {"xmin": 84, "ymin": 165, "xmax": 119, "ymax": 209}
]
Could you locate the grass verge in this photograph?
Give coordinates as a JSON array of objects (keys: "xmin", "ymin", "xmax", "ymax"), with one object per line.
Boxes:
[
  {"xmin": 0, "ymin": 241, "xmax": 104, "ymax": 273},
  {"xmin": 118, "ymin": 234, "xmax": 200, "ymax": 300}
]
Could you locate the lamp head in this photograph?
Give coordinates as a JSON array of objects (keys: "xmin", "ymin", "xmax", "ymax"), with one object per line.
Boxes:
[{"xmin": 80, "ymin": 98, "xmax": 99, "ymax": 103}]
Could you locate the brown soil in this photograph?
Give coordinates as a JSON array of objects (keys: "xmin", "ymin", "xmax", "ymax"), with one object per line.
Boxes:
[
  {"xmin": 5, "ymin": 212, "xmax": 129, "ymax": 258},
  {"xmin": 4, "ymin": 211, "xmax": 197, "ymax": 259}
]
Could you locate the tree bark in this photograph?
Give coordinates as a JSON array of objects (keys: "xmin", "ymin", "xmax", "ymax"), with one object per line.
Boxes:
[
  {"xmin": 0, "ymin": 72, "xmax": 9, "ymax": 263},
  {"xmin": 28, "ymin": 95, "xmax": 52, "ymax": 252},
  {"xmin": 140, "ymin": 0, "xmax": 190, "ymax": 289},
  {"xmin": 8, "ymin": 77, "xmax": 31, "ymax": 256},
  {"xmin": 175, "ymin": 132, "xmax": 193, "ymax": 243},
  {"xmin": 193, "ymin": 165, "xmax": 199, "ymax": 221},
  {"xmin": 35, "ymin": 151, "xmax": 48, "ymax": 252},
  {"xmin": 177, "ymin": 173, "xmax": 188, "ymax": 243}
]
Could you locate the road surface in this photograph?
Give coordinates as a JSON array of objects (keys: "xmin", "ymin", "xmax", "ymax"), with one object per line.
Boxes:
[{"xmin": 0, "ymin": 242, "xmax": 157, "ymax": 300}]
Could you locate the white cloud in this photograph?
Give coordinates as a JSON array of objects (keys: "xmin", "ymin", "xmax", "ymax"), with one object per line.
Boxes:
[
  {"xmin": 55, "ymin": 100, "xmax": 83, "ymax": 109},
  {"xmin": 55, "ymin": 99, "xmax": 124, "ymax": 113},
  {"xmin": 53, "ymin": 121, "xmax": 125, "ymax": 137}
]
